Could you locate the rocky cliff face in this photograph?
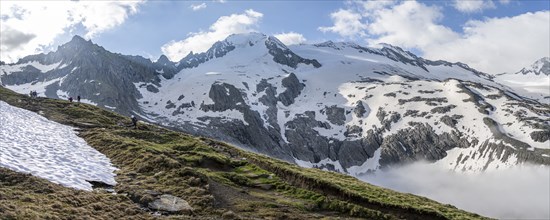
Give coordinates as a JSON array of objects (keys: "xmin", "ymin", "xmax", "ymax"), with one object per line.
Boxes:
[
  {"xmin": 0, "ymin": 36, "xmax": 164, "ymax": 115},
  {"xmin": 2, "ymin": 33, "xmax": 549, "ymax": 176}
]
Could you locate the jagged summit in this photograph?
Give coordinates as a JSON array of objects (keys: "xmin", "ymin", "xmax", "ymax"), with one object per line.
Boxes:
[
  {"xmin": 494, "ymin": 57, "xmax": 550, "ymax": 102},
  {"xmin": 69, "ymin": 35, "xmax": 90, "ymax": 44},
  {"xmin": 57, "ymin": 35, "xmax": 98, "ymax": 52},
  {"xmin": 156, "ymin": 54, "xmax": 173, "ymax": 65},
  {"xmin": 13, "ymin": 35, "xmax": 103, "ymax": 66},
  {"xmin": 174, "ymin": 32, "xmax": 321, "ymax": 69},
  {"xmin": 224, "ymin": 32, "xmax": 267, "ymax": 47},
  {"xmin": 219, "ymin": 32, "xmax": 291, "ymax": 50},
  {"xmin": 515, "ymin": 57, "xmax": 550, "ymax": 75},
  {"xmin": 378, "ymin": 43, "xmax": 420, "ymax": 60}
]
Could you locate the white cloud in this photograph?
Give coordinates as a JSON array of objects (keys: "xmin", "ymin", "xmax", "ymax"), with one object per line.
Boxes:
[
  {"xmin": 360, "ymin": 0, "xmax": 396, "ymax": 11},
  {"xmin": 366, "ymin": 1, "xmax": 459, "ymax": 51},
  {"xmin": 0, "ymin": 0, "xmax": 143, "ymax": 63},
  {"xmin": 361, "ymin": 162, "xmax": 550, "ymax": 219},
  {"xmin": 321, "ymin": 1, "xmax": 550, "ymax": 74},
  {"xmin": 453, "ymin": 0, "xmax": 496, "ymax": 13},
  {"xmin": 190, "ymin": 3, "xmax": 207, "ymax": 11},
  {"xmin": 274, "ymin": 32, "xmax": 307, "ymax": 45},
  {"xmin": 424, "ymin": 11, "xmax": 550, "ymax": 74},
  {"xmin": 161, "ymin": 9, "xmax": 263, "ymax": 61},
  {"xmin": 318, "ymin": 9, "xmax": 367, "ymax": 38}
]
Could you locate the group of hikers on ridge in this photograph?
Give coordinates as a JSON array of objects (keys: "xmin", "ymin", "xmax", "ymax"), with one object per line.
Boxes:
[
  {"xmin": 29, "ymin": 90, "xmax": 140, "ymax": 129},
  {"xmin": 68, "ymin": 95, "xmax": 81, "ymax": 103},
  {"xmin": 28, "ymin": 91, "xmax": 82, "ymax": 104}
]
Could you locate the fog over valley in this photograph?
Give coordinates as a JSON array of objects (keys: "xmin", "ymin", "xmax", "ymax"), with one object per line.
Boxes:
[{"xmin": 362, "ymin": 162, "xmax": 550, "ymax": 219}]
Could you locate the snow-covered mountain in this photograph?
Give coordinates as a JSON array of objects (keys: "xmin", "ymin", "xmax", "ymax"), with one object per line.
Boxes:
[
  {"xmin": 515, "ymin": 57, "xmax": 549, "ymax": 76},
  {"xmin": 2, "ymin": 33, "xmax": 549, "ymax": 176},
  {"xmin": 495, "ymin": 57, "xmax": 550, "ymax": 103}
]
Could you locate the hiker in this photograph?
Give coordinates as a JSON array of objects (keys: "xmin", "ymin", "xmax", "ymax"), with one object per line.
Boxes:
[
  {"xmin": 29, "ymin": 91, "xmax": 36, "ymax": 99},
  {"xmin": 69, "ymin": 97, "xmax": 73, "ymax": 102},
  {"xmin": 77, "ymin": 95, "xmax": 81, "ymax": 102},
  {"xmin": 131, "ymin": 115, "xmax": 138, "ymax": 129}
]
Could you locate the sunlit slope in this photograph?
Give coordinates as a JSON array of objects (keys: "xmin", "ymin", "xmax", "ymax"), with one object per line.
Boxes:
[{"xmin": 0, "ymin": 86, "xmax": 487, "ymax": 219}]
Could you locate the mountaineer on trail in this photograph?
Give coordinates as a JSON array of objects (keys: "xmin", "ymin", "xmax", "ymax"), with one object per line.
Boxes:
[{"xmin": 131, "ymin": 115, "xmax": 138, "ymax": 129}]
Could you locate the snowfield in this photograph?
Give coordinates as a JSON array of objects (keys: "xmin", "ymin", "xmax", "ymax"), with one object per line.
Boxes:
[
  {"xmin": 0, "ymin": 101, "xmax": 117, "ymax": 191},
  {"xmin": 134, "ymin": 34, "xmax": 549, "ymax": 174},
  {"xmin": 495, "ymin": 72, "xmax": 550, "ymax": 104}
]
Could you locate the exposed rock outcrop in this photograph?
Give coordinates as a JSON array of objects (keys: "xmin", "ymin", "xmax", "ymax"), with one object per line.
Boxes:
[
  {"xmin": 530, "ymin": 130, "xmax": 550, "ymax": 142},
  {"xmin": 354, "ymin": 101, "xmax": 367, "ymax": 118},
  {"xmin": 325, "ymin": 105, "xmax": 346, "ymax": 126},
  {"xmin": 278, "ymin": 73, "xmax": 305, "ymax": 106},
  {"xmin": 266, "ymin": 36, "xmax": 321, "ymax": 68},
  {"xmin": 380, "ymin": 123, "xmax": 471, "ymax": 166}
]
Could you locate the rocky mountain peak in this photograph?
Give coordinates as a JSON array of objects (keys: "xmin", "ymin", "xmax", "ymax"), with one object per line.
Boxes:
[
  {"xmin": 174, "ymin": 32, "xmax": 321, "ymax": 69},
  {"xmin": 13, "ymin": 35, "xmax": 104, "ymax": 65},
  {"xmin": 266, "ymin": 36, "xmax": 289, "ymax": 50},
  {"xmin": 70, "ymin": 35, "xmax": 89, "ymax": 44},
  {"xmin": 378, "ymin": 43, "xmax": 420, "ymax": 60},
  {"xmin": 156, "ymin": 54, "xmax": 173, "ymax": 66},
  {"xmin": 313, "ymin": 41, "xmax": 362, "ymax": 50},
  {"xmin": 225, "ymin": 32, "xmax": 267, "ymax": 47},
  {"xmin": 175, "ymin": 39, "xmax": 236, "ymax": 70},
  {"xmin": 58, "ymin": 35, "xmax": 96, "ymax": 51},
  {"xmin": 516, "ymin": 57, "xmax": 550, "ymax": 75},
  {"xmin": 314, "ymin": 40, "xmax": 336, "ymax": 48}
]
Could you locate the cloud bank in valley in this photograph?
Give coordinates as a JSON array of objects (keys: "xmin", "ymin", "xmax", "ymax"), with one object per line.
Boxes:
[{"xmin": 359, "ymin": 162, "xmax": 550, "ymax": 219}]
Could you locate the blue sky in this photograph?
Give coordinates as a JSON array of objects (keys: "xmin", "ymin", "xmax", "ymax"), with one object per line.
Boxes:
[
  {"xmin": 91, "ymin": 0, "xmax": 549, "ymax": 59},
  {"xmin": 91, "ymin": 1, "xmax": 342, "ymax": 58},
  {"xmin": 1, "ymin": 0, "xmax": 549, "ymax": 73}
]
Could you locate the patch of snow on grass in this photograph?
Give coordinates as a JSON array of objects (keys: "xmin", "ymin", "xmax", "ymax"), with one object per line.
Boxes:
[{"xmin": 0, "ymin": 101, "xmax": 117, "ymax": 191}]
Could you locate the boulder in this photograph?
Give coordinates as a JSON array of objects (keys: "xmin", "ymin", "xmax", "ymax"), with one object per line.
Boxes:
[
  {"xmin": 222, "ymin": 210, "xmax": 237, "ymax": 219},
  {"xmin": 148, "ymin": 194, "xmax": 193, "ymax": 213}
]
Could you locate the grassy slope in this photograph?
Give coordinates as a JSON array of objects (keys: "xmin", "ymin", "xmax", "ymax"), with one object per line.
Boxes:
[{"xmin": 0, "ymin": 86, "xmax": 488, "ymax": 220}]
